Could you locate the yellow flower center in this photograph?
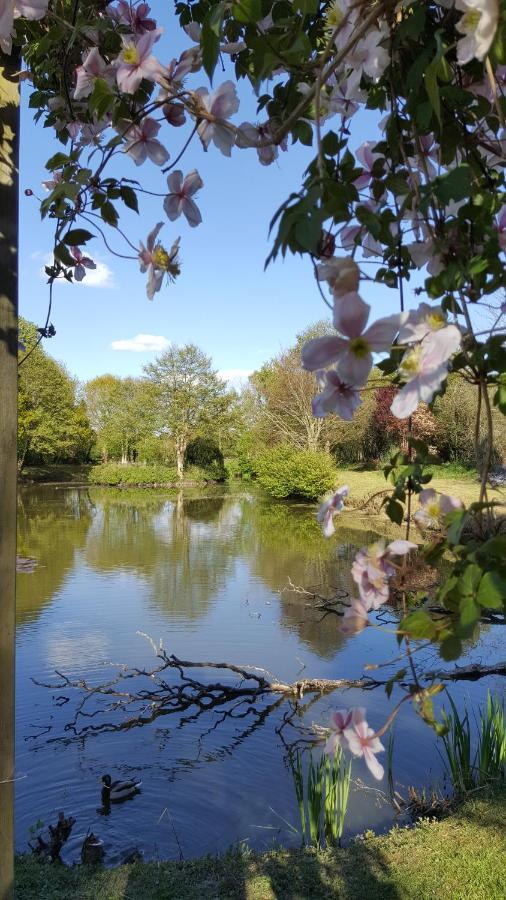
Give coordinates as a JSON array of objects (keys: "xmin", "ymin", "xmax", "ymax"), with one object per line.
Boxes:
[
  {"xmin": 399, "ymin": 345, "xmax": 422, "ymax": 379},
  {"xmin": 462, "ymin": 9, "xmax": 481, "ymax": 33},
  {"xmin": 152, "ymin": 246, "xmax": 170, "ymax": 268},
  {"xmin": 427, "ymin": 311, "xmax": 446, "ymax": 330},
  {"xmin": 152, "ymin": 244, "xmax": 181, "ymax": 279},
  {"xmin": 122, "ymin": 46, "xmax": 140, "ymax": 65},
  {"xmin": 325, "ymin": 1, "xmax": 344, "ymax": 31},
  {"xmin": 349, "ymin": 336, "xmax": 370, "ymax": 358},
  {"xmin": 426, "ymin": 501, "xmax": 441, "ymax": 520}
]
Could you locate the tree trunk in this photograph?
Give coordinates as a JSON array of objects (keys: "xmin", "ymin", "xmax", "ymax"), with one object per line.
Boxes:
[
  {"xmin": 175, "ymin": 436, "xmax": 185, "ymax": 479},
  {"xmin": 0, "ymin": 51, "xmax": 20, "ymax": 900}
]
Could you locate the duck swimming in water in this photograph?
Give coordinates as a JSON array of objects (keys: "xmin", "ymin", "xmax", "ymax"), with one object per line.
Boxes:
[{"xmin": 101, "ymin": 774, "xmax": 142, "ymax": 804}]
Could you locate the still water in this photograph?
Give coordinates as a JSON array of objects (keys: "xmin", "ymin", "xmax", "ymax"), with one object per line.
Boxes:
[{"xmin": 15, "ymin": 485, "xmax": 502, "ymax": 864}]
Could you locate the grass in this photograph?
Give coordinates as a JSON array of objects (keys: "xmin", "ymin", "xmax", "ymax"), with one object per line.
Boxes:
[
  {"xmin": 338, "ymin": 467, "xmax": 504, "ymax": 509},
  {"xmin": 15, "ymin": 788, "xmax": 506, "ymax": 899}
]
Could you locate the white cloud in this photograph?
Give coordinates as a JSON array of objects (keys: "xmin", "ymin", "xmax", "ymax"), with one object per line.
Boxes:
[
  {"xmin": 39, "ymin": 253, "xmax": 115, "ymax": 288},
  {"xmin": 111, "ymin": 334, "xmax": 170, "ymax": 353},
  {"xmin": 217, "ymin": 368, "xmax": 254, "ymax": 382}
]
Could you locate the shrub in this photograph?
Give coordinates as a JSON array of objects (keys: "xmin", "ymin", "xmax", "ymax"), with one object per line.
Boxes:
[
  {"xmin": 183, "ymin": 464, "xmax": 218, "ymax": 484},
  {"xmin": 255, "ymin": 446, "xmax": 337, "ymax": 500},
  {"xmin": 89, "ymin": 463, "xmax": 179, "ymax": 485},
  {"xmin": 185, "ymin": 437, "xmax": 224, "ymax": 469}
]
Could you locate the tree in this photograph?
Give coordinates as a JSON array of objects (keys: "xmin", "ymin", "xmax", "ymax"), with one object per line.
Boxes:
[
  {"xmin": 17, "ymin": 319, "xmax": 93, "ymax": 472},
  {"xmin": 249, "ymin": 322, "xmax": 344, "ymax": 453},
  {"xmin": 84, "ymin": 374, "xmax": 156, "ymax": 463},
  {"xmin": 144, "ymin": 344, "xmax": 231, "ymax": 478}
]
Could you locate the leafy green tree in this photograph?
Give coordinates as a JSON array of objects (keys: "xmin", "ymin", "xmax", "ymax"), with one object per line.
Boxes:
[
  {"xmin": 17, "ymin": 319, "xmax": 93, "ymax": 471},
  {"xmin": 84, "ymin": 374, "xmax": 156, "ymax": 463},
  {"xmin": 144, "ymin": 344, "xmax": 231, "ymax": 478}
]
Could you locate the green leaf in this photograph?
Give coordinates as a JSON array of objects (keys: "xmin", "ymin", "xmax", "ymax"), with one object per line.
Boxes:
[
  {"xmin": 89, "ymin": 77, "xmax": 114, "ymax": 120},
  {"xmin": 477, "ymin": 571, "xmax": 506, "ymax": 609},
  {"xmin": 424, "ymin": 32, "xmax": 445, "ymax": 126},
  {"xmin": 53, "ymin": 242, "xmax": 75, "ymax": 267},
  {"xmin": 100, "ymin": 200, "xmax": 119, "ymax": 226},
  {"xmin": 232, "ymin": 0, "xmax": 262, "ymax": 23},
  {"xmin": 120, "ymin": 185, "xmax": 139, "ymax": 213},
  {"xmin": 384, "ymin": 497, "xmax": 404, "ymax": 525},
  {"xmin": 45, "ymin": 152, "xmax": 70, "ymax": 171},
  {"xmin": 459, "ymin": 595, "xmax": 480, "ymax": 633},
  {"xmin": 62, "ymin": 228, "xmax": 94, "ymax": 245},
  {"xmin": 399, "ymin": 609, "xmax": 437, "ymax": 641},
  {"xmin": 458, "ymin": 563, "xmax": 482, "ymax": 598},
  {"xmin": 439, "ymin": 634, "xmax": 462, "ymax": 661},
  {"xmin": 434, "ymin": 165, "xmax": 472, "ymax": 204},
  {"xmin": 202, "ymin": 1, "xmax": 225, "ymax": 80}
]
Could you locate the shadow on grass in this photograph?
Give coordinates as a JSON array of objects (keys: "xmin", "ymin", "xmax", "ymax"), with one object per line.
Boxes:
[{"xmin": 16, "ymin": 842, "xmax": 404, "ymax": 900}]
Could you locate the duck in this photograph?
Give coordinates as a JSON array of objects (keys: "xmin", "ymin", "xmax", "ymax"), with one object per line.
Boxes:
[{"xmin": 101, "ymin": 774, "xmax": 142, "ymax": 803}]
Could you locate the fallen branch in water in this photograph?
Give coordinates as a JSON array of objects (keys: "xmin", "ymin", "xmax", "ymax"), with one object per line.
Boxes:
[
  {"xmin": 31, "ymin": 632, "xmax": 383, "ymax": 739},
  {"xmin": 424, "ymin": 661, "xmax": 506, "ymax": 681}
]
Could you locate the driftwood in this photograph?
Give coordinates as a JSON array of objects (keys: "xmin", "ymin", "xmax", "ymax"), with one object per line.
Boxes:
[
  {"xmin": 424, "ymin": 661, "xmax": 506, "ymax": 681},
  {"xmin": 31, "ymin": 632, "xmax": 505, "ymax": 745},
  {"xmin": 31, "ymin": 632, "xmax": 382, "ymax": 740},
  {"xmin": 29, "ymin": 811, "xmax": 75, "ymax": 861}
]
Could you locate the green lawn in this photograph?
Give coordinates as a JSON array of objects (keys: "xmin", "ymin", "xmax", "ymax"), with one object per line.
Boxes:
[
  {"xmin": 15, "ymin": 788, "xmax": 506, "ymax": 899},
  {"xmin": 339, "ymin": 467, "xmax": 504, "ymax": 509}
]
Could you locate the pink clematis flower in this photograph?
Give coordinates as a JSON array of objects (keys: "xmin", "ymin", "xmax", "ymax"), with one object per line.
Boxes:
[
  {"xmin": 122, "ymin": 117, "xmax": 169, "ymax": 166},
  {"xmin": 456, "ymin": 0, "xmax": 499, "ymax": 65},
  {"xmin": 42, "ymin": 170, "xmax": 63, "ymax": 192},
  {"xmin": 340, "ymin": 598, "xmax": 370, "ymax": 635},
  {"xmin": 163, "ymin": 170, "xmax": 203, "ymax": 227},
  {"xmin": 317, "ymin": 485, "xmax": 349, "ymax": 537},
  {"xmin": 316, "ymin": 256, "xmax": 360, "ymax": 297},
  {"xmin": 0, "ymin": 0, "xmax": 48, "ymax": 54},
  {"xmin": 236, "ymin": 121, "xmax": 286, "ymax": 166},
  {"xmin": 352, "ymin": 539, "xmax": 417, "ymax": 610},
  {"xmin": 302, "ymin": 294, "xmax": 401, "ymax": 386},
  {"xmin": 390, "ymin": 325, "xmax": 461, "ymax": 419},
  {"xmin": 138, "ymin": 223, "xmax": 180, "ymax": 300},
  {"xmin": 407, "ymin": 238, "xmax": 444, "ymax": 276},
  {"xmin": 74, "ymin": 48, "xmax": 112, "ymax": 100},
  {"xmin": 312, "ymin": 369, "xmax": 361, "ymax": 420},
  {"xmin": 343, "ymin": 708, "xmax": 385, "ymax": 780},
  {"xmin": 107, "ymin": 0, "xmax": 156, "ymax": 33},
  {"xmin": 115, "ymin": 29, "xmax": 164, "ymax": 94},
  {"xmin": 70, "ymin": 246, "xmax": 96, "ymax": 282},
  {"xmin": 414, "ymin": 489, "xmax": 464, "ymax": 531},
  {"xmin": 495, "ymin": 206, "xmax": 506, "ymax": 252},
  {"xmin": 398, "ymin": 302, "xmax": 448, "ymax": 344},
  {"xmin": 340, "ymin": 220, "xmax": 383, "ymax": 257},
  {"xmin": 325, "ymin": 709, "xmax": 353, "ymax": 755},
  {"xmin": 196, "ymin": 81, "xmax": 240, "ymax": 156},
  {"xmin": 354, "ymin": 141, "xmax": 382, "ymax": 190}
]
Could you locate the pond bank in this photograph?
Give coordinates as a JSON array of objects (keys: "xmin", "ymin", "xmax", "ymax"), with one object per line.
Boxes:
[{"xmin": 15, "ymin": 788, "xmax": 506, "ymax": 899}]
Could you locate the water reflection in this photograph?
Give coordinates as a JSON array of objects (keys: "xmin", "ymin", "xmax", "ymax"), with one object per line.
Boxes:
[
  {"xmin": 16, "ymin": 488, "xmax": 94, "ymax": 625},
  {"xmin": 15, "ymin": 485, "xmax": 503, "ymax": 865}
]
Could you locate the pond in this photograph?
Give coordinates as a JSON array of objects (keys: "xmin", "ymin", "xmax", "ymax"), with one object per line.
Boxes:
[{"xmin": 15, "ymin": 485, "xmax": 503, "ymax": 865}]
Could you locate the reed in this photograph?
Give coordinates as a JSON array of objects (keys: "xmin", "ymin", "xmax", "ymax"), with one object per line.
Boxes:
[
  {"xmin": 291, "ymin": 747, "xmax": 351, "ymax": 848},
  {"xmin": 440, "ymin": 693, "xmax": 506, "ymax": 795}
]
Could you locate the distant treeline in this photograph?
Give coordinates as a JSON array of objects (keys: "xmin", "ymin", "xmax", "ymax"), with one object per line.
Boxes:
[{"xmin": 18, "ymin": 318, "xmax": 505, "ymax": 485}]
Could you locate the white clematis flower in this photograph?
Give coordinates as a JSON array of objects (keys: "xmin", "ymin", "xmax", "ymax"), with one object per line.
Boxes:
[{"xmin": 456, "ymin": 0, "xmax": 499, "ymax": 64}]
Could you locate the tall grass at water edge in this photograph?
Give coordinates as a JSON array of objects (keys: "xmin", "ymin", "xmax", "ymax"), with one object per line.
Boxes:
[
  {"xmin": 440, "ymin": 693, "xmax": 506, "ymax": 795},
  {"xmin": 291, "ymin": 747, "xmax": 352, "ymax": 848}
]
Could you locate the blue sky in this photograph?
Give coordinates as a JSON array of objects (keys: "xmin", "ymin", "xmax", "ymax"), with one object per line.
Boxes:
[{"xmin": 18, "ymin": 15, "xmax": 412, "ymax": 386}]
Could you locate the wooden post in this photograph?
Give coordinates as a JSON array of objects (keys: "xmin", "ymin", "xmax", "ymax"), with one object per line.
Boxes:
[{"xmin": 0, "ymin": 51, "xmax": 20, "ymax": 900}]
